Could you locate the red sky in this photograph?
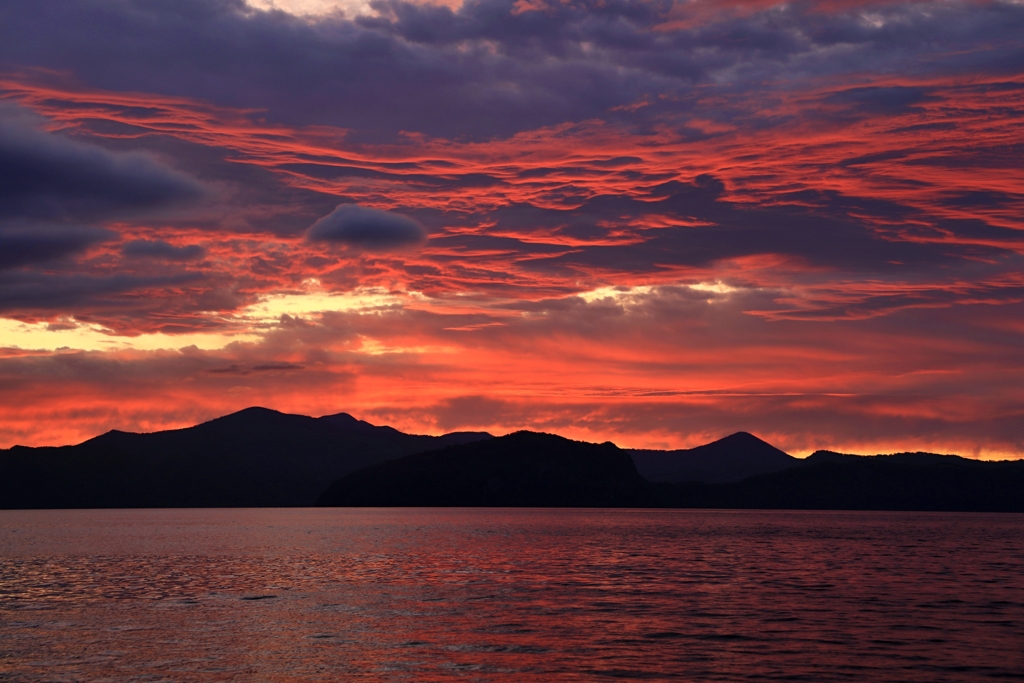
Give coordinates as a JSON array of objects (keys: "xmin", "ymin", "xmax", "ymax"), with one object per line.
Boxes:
[{"xmin": 0, "ymin": 0, "xmax": 1022, "ymax": 457}]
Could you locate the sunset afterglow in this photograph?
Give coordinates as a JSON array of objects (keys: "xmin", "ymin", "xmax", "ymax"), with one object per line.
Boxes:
[{"xmin": 1, "ymin": 0, "xmax": 1022, "ymax": 457}]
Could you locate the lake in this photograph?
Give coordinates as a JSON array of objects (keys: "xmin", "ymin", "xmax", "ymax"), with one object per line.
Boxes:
[{"xmin": 1, "ymin": 508, "xmax": 1022, "ymax": 681}]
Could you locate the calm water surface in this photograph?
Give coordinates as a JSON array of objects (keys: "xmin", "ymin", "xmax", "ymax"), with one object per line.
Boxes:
[{"xmin": 1, "ymin": 508, "xmax": 1022, "ymax": 682}]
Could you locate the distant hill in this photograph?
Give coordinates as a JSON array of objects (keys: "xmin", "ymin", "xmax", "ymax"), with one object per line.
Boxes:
[
  {"xmin": 317, "ymin": 431, "xmax": 651, "ymax": 507},
  {"xmin": 803, "ymin": 449, "xmax": 981, "ymax": 467},
  {"xmin": 665, "ymin": 452, "xmax": 1024, "ymax": 512},
  {"xmin": 318, "ymin": 436, "xmax": 1024, "ymax": 512},
  {"xmin": 0, "ymin": 407, "xmax": 491, "ymax": 508},
  {"xmin": 630, "ymin": 432, "xmax": 797, "ymax": 483}
]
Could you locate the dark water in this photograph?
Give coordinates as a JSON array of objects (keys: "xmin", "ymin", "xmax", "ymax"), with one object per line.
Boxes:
[{"xmin": 1, "ymin": 509, "xmax": 1022, "ymax": 682}]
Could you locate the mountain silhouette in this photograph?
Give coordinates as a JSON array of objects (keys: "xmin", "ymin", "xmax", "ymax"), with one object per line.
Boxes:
[
  {"xmin": 0, "ymin": 407, "xmax": 490, "ymax": 508},
  {"xmin": 316, "ymin": 431, "xmax": 651, "ymax": 507},
  {"xmin": 803, "ymin": 450, "xmax": 980, "ymax": 467},
  {"xmin": 630, "ymin": 431, "xmax": 797, "ymax": 483},
  {"xmin": 317, "ymin": 434, "xmax": 1024, "ymax": 511},
  {"xmin": 667, "ymin": 451, "xmax": 1024, "ymax": 511}
]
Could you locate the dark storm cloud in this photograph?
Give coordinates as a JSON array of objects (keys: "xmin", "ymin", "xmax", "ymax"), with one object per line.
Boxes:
[
  {"xmin": 122, "ymin": 239, "xmax": 206, "ymax": 261},
  {"xmin": 0, "ymin": 106, "xmax": 214, "ymax": 322},
  {"xmin": 307, "ymin": 204, "xmax": 427, "ymax": 251},
  {"xmin": 0, "ymin": 270, "xmax": 202, "ymax": 314},
  {"xmin": 75, "ymin": 127, "xmax": 343, "ymax": 238},
  {"xmin": 1, "ymin": 0, "xmax": 1021, "ymax": 140},
  {"xmin": 0, "ymin": 105, "xmax": 206, "ymax": 221},
  {"xmin": 0, "ymin": 225, "xmax": 113, "ymax": 270}
]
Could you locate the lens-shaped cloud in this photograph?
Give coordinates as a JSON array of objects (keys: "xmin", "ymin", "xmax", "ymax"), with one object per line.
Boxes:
[{"xmin": 306, "ymin": 204, "xmax": 427, "ymax": 251}]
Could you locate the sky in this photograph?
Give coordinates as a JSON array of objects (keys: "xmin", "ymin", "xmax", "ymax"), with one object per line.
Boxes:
[{"xmin": 0, "ymin": 0, "xmax": 1022, "ymax": 456}]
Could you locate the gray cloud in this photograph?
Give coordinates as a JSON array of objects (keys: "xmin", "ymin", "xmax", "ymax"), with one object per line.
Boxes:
[
  {"xmin": 1, "ymin": 0, "xmax": 1020, "ymax": 141},
  {"xmin": 0, "ymin": 270, "xmax": 203, "ymax": 314},
  {"xmin": 0, "ymin": 0, "xmax": 1019, "ymax": 322},
  {"xmin": 0, "ymin": 104, "xmax": 205, "ymax": 222},
  {"xmin": 122, "ymin": 239, "xmax": 205, "ymax": 261},
  {"xmin": 0, "ymin": 225, "xmax": 113, "ymax": 270},
  {"xmin": 0, "ymin": 106, "xmax": 214, "ymax": 324},
  {"xmin": 307, "ymin": 204, "xmax": 427, "ymax": 251}
]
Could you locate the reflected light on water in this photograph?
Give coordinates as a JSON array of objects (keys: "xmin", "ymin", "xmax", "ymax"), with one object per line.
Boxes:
[{"xmin": 1, "ymin": 508, "xmax": 1023, "ymax": 681}]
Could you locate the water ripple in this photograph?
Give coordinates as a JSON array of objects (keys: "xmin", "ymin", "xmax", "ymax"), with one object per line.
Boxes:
[{"xmin": 1, "ymin": 508, "xmax": 1022, "ymax": 682}]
